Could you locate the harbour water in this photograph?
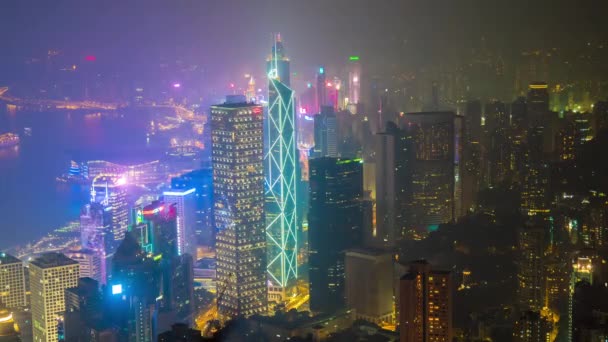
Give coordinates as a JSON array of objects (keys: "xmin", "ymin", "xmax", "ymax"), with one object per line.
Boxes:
[{"xmin": 0, "ymin": 106, "xmax": 171, "ymax": 250}]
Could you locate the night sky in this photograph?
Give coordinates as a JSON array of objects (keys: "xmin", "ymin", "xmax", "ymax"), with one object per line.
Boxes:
[{"xmin": 1, "ymin": 0, "xmax": 607, "ymax": 80}]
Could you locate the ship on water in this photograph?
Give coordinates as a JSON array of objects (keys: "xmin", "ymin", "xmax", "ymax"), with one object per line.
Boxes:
[{"xmin": 0, "ymin": 133, "xmax": 20, "ymax": 148}]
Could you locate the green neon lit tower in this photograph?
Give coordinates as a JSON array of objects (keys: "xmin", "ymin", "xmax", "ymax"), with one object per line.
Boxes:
[{"xmin": 265, "ymin": 34, "xmax": 298, "ymax": 288}]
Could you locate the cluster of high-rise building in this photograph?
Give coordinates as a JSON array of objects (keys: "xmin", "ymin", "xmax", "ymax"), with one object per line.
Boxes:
[{"xmin": 5, "ymin": 28, "xmax": 608, "ymax": 342}]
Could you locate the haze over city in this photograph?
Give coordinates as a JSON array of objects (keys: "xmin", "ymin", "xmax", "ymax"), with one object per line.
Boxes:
[{"xmin": 1, "ymin": 1, "xmax": 608, "ymax": 341}]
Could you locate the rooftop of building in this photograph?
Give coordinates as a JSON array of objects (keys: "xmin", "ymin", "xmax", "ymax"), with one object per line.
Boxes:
[
  {"xmin": 0, "ymin": 253, "xmax": 21, "ymax": 265},
  {"xmin": 30, "ymin": 252, "xmax": 78, "ymax": 269},
  {"xmin": 399, "ymin": 259, "xmax": 451, "ymax": 280},
  {"xmin": 211, "ymin": 103, "xmax": 260, "ymax": 110}
]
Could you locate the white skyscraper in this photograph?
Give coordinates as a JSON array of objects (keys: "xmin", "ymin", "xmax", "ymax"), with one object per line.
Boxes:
[
  {"xmin": 163, "ymin": 188, "xmax": 197, "ymax": 257},
  {"xmin": 90, "ymin": 175, "xmax": 129, "ymax": 244},
  {"xmin": 30, "ymin": 253, "xmax": 79, "ymax": 342}
]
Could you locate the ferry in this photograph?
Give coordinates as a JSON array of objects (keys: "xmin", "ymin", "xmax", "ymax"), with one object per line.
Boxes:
[{"xmin": 0, "ymin": 133, "xmax": 20, "ymax": 148}]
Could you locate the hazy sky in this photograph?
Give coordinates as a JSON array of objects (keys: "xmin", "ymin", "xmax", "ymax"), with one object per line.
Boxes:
[{"xmin": 1, "ymin": 0, "xmax": 607, "ymax": 80}]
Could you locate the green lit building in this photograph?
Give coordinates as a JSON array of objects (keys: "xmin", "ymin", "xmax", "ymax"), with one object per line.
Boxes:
[{"xmin": 265, "ymin": 34, "xmax": 298, "ymax": 293}]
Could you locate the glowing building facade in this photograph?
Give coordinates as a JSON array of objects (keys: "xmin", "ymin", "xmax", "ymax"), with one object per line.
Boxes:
[
  {"xmin": 163, "ymin": 188, "xmax": 197, "ymax": 257},
  {"xmin": 171, "ymin": 168, "xmax": 215, "ymax": 247},
  {"xmin": 80, "ymin": 203, "xmax": 112, "ymax": 283},
  {"xmin": 87, "ymin": 160, "xmax": 163, "ymax": 186},
  {"xmin": 403, "ymin": 112, "xmax": 462, "ymax": 231},
  {"xmin": 265, "ymin": 35, "xmax": 298, "ymax": 290},
  {"xmin": 91, "ymin": 176, "xmax": 129, "ymax": 244},
  {"xmin": 211, "ymin": 97, "xmax": 267, "ymax": 320},
  {"xmin": 347, "ymin": 56, "xmax": 361, "ymax": 114},
  {"xmin": 0, "ymin": 254, "xmax": 26, "ymax": 309},
  {"xmin": 30, "ymin": 253, "xmax": 79, "ymax": 342},
  {"xmin": 399, "ymin": 260, "xmax": 452, "ymax": 342},
  {"xmin": 517, "ymin": 226, "xmax": 545, "ymax": 311}
]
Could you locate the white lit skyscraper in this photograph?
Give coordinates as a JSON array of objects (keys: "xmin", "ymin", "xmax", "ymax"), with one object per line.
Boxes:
[
  {"xmin": 30, "ymin": 253, "xmax": 79, "ymax": 342},
  {"xmin": 265, "ymin": 34, "xmax": 298, "ymax": 292},
  {"xmin": 163, "ymin": 188, "xmax": 197, "ymax": 257},
  {"xmin": 90, "ymin": 175, "xmax": 129, "ymax": 245},
  {"xmin": 80, "ymin": 203, "xmax": 112, "ymax": 283}
]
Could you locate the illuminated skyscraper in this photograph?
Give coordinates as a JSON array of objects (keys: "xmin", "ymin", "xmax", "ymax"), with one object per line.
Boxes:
[
  {"xmin": 79, "ymin": 203, "xmax": 112, "ymax": 284},
  {"xmin": 266, "ymin": 33, "xmax": 290, "ymax": 87},
  {"xmin": 163, "ymin": 188, "xmax": 197, "ymax": 257},
  {"xmin": 527, "ymin": 82, "xmax": 549, "ymax": 127},
  {"xmin": 517, "ymin": 226, "xmax": 544, "ymax": 311},
  {"xmin": 316, "ymin": 67, "xmax": 327, "ymax": 113},
  {"xmin": 245, "ymin": 76, "xmax": 256, "ymax": 103},
  {"xmin": 29, "ymin": 253, "xmax": 79, "ymax": 342},
  {"xmin": 375, "ymin": 122, "xmax": 414, "ymax": 246},
  {"xmin": 521, "ymin": 127, "xmax": 550, "ymax": 217},
  {"xmin": 90, "ymin": 175, "xmax": 129, "ymax": 245},
  {"xmin": 0, "ymin": 254, "xmax": 26, "ymax": 309},
  {"xmin": 136, "ymin": 201, "xmax": 194, "ymax": 324},
  {"xmin": 347, "ymin": 56, "xmax": 361, "ymax": 114},
  {"xmin": 171, "ymin": 168, "xmax": 214, "ymax": 247},
  {"xmin": 399, "ymin": 260, "xmax": 452, "ymax": 342},
  {"xmin": 142, "ymin": 201, "xmax": 179, "ymax": 258},
  {"xmin": 403, "ymin": 112, "xmax": 462, "ymax": 231},
  {"xmin": 211, "ymin": 96, "xmax": 267, "ymax": 320},
  {"xmin": 265, "ymin": 35, "xmax": 298, "ymax": 292},
  {"xmin": 513, "ymin": 311, "xmax": 551, "ymax": 342}
]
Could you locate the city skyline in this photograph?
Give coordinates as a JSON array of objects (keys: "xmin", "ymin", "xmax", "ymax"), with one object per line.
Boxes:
[{"xmin": 1, "ymin": 1, "xmax": 608, "ymax": 341}]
